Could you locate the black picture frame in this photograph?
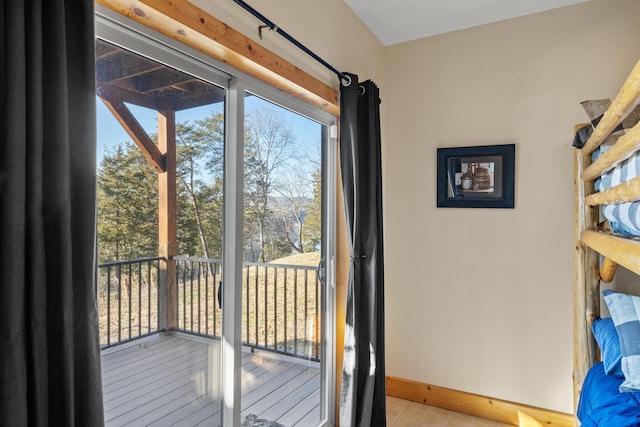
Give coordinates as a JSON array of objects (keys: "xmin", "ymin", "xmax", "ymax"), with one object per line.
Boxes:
[{"xmin": 437, "ymin": 144, "xmax": 515, "ymax": 208}]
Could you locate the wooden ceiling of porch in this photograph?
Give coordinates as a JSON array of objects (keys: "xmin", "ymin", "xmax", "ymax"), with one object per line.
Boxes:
[{"xmin": 96, "ymin": 39, "xmax": 224, "ymax": 112}]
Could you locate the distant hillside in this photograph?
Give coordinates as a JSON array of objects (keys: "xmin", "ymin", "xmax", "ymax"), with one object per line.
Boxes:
[{"xmin": 270, "ymin": 251, "xmax": 321, "ymax": 266}]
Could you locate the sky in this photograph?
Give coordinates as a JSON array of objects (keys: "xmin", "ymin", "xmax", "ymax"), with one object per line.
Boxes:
[{"xmin": 96, "ymin": 94, "xmax": 322, "ymax": 164}]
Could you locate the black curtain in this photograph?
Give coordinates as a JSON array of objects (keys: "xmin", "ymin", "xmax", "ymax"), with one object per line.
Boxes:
[
  {"xmin": 339, "ymin": 73, "xmax": 386, "ymax": 427},
  {"xmin": 0, "ymin": 1, "xmax": 104, "ymax": 425}
]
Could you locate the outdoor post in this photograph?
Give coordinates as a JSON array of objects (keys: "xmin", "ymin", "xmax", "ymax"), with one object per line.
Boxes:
[{"xmin": 158, "ymin": 107, "xmax": 178, "ymax": 332}]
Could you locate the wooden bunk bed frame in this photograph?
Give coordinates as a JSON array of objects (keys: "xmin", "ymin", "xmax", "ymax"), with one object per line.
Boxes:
[{"xmin": 573, "ymin": 59, "xmax": 640, "ymax": 415}]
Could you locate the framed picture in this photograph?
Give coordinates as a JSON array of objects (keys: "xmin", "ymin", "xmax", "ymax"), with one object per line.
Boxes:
[{"xmin": 436, "ymin": 144, "xmax": 515, "ymax": 208}]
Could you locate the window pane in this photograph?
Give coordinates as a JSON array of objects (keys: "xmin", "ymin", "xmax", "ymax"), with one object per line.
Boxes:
[
  {"xmin": 241, "ymin": 92, "xmax": 325, "ymax": 426},
  {"xmin": 96, "ymin": 38, "xmax": 226, "ymax": 427}
]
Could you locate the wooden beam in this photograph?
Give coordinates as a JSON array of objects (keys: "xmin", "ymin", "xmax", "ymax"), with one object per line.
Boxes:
[
  {"xmin": 599, "ymin": 257, "xmax": 618, "ymax": 283},
  {"xmin": 573, "ymin": 137, "xmax": 599, "ymax": 414},
  {"xmin": 98, "ymin": 93, "xmax": 167, "ymax": 172},
  {"xmin": 582, "ymin": 59, "xmax": 640, "ymax": 155},
  {"xmin": 134, "ymin": 68, "xmax": 196, "ymax": 94},
  {"xmin": 170, "ymin": 90, "xmax": 225, "ymax": 111},
  {"xmin": 584, "ymin": 175, "xmax": 640, "ymax": 205},
  {"xmin": 99, "ymin": 80, "xmax": 224, "ymax": 112},
  {"xmin": 157, "ymin": 107, "xmax": 178, "ymax": 331},
  {"xmin": 97, "ymin": 50, "xmax": 164, "ymax": 84},
  {"xmin": 97, "ymin": 81, "xmax": 160, "ymax": 111},
  {"xmin": 518, "ymin": 411, "xmax": 546, "ymax": 427},
  {"xmin": 581, "ymin": 230, "xmax": 640, "ymax": 276},
  {"xmin": 386, "ymin": 376, "xmax": 573, "ymax": 427},
  {"xmin": 96, "ymin": 0, "xmax": 340, "ymax": 116}
]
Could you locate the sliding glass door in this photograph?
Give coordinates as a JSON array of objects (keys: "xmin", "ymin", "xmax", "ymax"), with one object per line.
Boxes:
[{"xmin": 96, "ymin": 8, "xmax": 335, "ymax": 427}]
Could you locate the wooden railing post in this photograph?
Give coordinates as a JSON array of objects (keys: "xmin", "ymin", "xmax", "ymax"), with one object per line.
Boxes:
[
  {"xmin": 573, "ymin": 126, "xmax": 600, "ymax": 415},
  {"xmin": 158, "ymin": 108, "xmax": 177, "ymax": 332}
]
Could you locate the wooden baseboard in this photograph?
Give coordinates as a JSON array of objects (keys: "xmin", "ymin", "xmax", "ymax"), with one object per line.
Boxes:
[{"xmin": 386, "ymin": 376, "xmax": 575, "ymax": 427}]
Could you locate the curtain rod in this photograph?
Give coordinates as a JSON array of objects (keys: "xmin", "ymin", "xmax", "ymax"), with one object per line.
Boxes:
[{"xmin": 231, "ymin": 0, "xmax": 350, "ymax": 85}]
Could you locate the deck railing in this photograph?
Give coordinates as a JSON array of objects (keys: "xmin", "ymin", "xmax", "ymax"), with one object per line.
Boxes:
[
  {"xmin": 174, "ymin": 256, "xmax": 223, "ymax": 338},
  {"xmin": 174, "ymin": 256, "xmax": 321, "ymax": 361},
  {"xmin": 98, "ymin": 257, "xmax": 162, "ymax": 348},
  {"xmin": 98, "ymin": 256, "xmax": 321, "ymax": 361}
]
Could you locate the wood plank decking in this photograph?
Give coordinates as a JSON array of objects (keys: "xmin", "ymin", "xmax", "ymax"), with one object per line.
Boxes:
[{"xmin": 101, "ymin": 333, "xmax": 320, "ymax": 426}]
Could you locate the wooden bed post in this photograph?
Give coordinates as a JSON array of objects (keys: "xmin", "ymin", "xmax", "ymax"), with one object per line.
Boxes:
[
  {"xmin": 158, "ymin": 107, "xmax": 178, "ymax": 332},
  {"xmin": 573, "ymin": 126, "xmax": 600, "ymax": 415}
]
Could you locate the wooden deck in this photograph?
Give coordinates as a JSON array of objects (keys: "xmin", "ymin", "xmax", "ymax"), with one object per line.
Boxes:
[{"xmin": 101, "ymin": 333, "xmax": 320, "ymax": 426}]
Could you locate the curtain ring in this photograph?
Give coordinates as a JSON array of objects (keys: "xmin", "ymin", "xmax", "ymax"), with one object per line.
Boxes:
[
  {"xmin": 341, "ymin": 74, "xmax": 352, "ymax": 87},
  {"xmin": 358, "ymin": 85, "xmax": 366, "ymax": 95}
]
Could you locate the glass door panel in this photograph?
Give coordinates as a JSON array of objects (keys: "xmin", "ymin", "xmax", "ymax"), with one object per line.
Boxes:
[
  {"xmin": 240, "ymin": 92, "xmax": 330, "ymax": 426},
  {"xmin": 96, "ymin": 38, "xmax": 226, "ymax": 427}
]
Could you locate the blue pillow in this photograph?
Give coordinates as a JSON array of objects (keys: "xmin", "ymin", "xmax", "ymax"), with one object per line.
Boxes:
[
  {"xmin": 603, "ymin": 290, "xmax": 640, "ymax": 392},
  {"xmin": 592, "ymin": 317, "xmax": 624, "ymax": 377}
]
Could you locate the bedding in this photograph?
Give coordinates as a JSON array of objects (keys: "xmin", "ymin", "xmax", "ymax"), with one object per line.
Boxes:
[
  {"xmin": 577, "ymin": 100, "xmax": 640, "ymax": 237},
  {"xmin": 603, "ymin": 290, "xmax": 640, "ymax": 392},
  {"xmin": 593, "ymin": 136, "xmax": 640, "ymax": 236},
  {"xmin": 593, "ymin": 147, "xmax": 640, "ymax": 193},
  {"xmin": 601, "ymin": 204, "xmax": 640, "ymax": 236},
  {"xmin": 592, "ymin": 317, "xmax": 624, "ymax": 378},
  {"xmin": 577, "ymin": 296, "xmax": 640, "ymax": 425},
  {"xmin": 577, "ymin": 362, "xmax": 640, "ymax": 426}
]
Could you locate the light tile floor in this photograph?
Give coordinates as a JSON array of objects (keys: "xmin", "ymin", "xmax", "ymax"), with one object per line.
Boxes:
[{"xmin": 386, "ymin": 396, "xmax": 513, "ymax": 427}]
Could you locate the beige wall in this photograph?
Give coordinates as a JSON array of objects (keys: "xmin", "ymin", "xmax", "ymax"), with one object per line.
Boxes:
[
  {"xmin": 197, "ymin": 0, "xmax": 640, "ymax": 415},
  {"xmin": 384, "ymin": 0, "xmax": 640, "ymax": 413}
]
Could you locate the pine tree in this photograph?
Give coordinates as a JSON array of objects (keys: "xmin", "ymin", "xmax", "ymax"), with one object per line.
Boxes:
[
  {"xmin": 97, "ymin": 142, "xmax": 158, "ymax": 263},
  {"xmin": 301, "ymin": 168, "xmax": 322, "ymax": 253}
]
